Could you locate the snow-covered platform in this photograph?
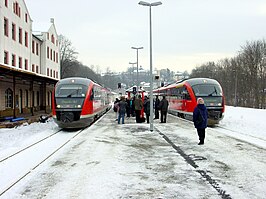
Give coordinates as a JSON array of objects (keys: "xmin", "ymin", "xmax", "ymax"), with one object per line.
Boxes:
[{"xmin": 2, "ymin": 110, "xmax": 266, "ymax": 199}]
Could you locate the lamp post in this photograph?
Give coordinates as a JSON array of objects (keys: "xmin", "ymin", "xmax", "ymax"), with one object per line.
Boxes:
[
  {"xmin": 131, "ymin": 47, "xmax": 143, "ymax": 91},
  {"xmin": 139, "ymin": 1, "xmax": 162, "ymax": 132},
  {"xmin": 129, "ymin": 62, "xmax": 137, "ymax": 85}
]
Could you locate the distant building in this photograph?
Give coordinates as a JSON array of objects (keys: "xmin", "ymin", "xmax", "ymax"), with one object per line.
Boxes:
[{"xmin": 0, "ymin": 0, "xmax": 60, "ymax": 118}]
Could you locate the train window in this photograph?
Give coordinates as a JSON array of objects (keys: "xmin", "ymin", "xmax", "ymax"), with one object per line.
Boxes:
[
  {"xmin": 182, "ymin": 87, "xmax": 191, "ymax": 100},
  {"xmin": 55, "ymin": 84, "xmax": 87, "ymax": 98},
  {"xmin": 192, "ymin": 84, "xmax": 222, "ymax": 97},
  {"xmin": 90, "ymin": 88, "xmax": 94, "ymax": 100}
]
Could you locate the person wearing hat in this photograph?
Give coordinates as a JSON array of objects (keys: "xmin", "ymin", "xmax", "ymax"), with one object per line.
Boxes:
[{"xmin": 193, "ymin": 98, "xmax": 208, "ymax": 145}]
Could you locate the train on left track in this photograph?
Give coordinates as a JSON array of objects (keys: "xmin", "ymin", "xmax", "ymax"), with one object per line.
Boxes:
[{"xmin": 52, "ymin": 77, "xmax": 112, "ymax": 129}]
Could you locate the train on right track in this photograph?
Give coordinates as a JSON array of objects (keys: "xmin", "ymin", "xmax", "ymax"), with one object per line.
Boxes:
[{"xmin": 154, "ymin": 78, "xmax": 225, "ymax": 125}]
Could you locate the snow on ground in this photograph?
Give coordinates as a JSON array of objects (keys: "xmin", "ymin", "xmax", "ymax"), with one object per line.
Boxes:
[
  {"xmin": 218, "ymin": 106, "xmax": 266, "ymax": 149},
  {"xmin": 0, "ymin": 106, "xmax": 265, "ymax": 150},
  {"xmin": 0, "ymin": 106, "xmax": 265, "ymax": 199}
]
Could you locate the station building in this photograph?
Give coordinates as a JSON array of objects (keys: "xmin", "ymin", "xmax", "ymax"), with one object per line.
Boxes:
[{"xmin": 0, "ymin": 0, "xmax": 60, "ymax": 118}]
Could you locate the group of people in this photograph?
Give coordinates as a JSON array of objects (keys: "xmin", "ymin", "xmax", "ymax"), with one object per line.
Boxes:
[
  {"xmin": 114, "ymin": 94, "xmax": 208, "ymax": 146},
  {"xmin": 113, "ymin": 95, "xmax": 169, "ymax": 125}
]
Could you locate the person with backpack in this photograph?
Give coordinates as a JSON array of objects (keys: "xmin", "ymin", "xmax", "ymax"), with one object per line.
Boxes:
[{"xmin": 193, "ymin": 98, "xmax": 208, "ymax": 145}]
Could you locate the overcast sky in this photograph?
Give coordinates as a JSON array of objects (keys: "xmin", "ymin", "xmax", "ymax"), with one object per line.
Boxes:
[{"xmin": 26, "ymin": 0, "xmax": 266, "ymax": 73}]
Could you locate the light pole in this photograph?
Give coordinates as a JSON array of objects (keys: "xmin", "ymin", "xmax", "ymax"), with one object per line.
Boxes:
[
  {"xmin": 139, "ymin": 1, "xmax": 162, "ymax": 132},
  {"xmin": 129, "ymin": 62, "xmax": 137, "ymax": 85},
  {"xmin": 131, "ymin": 47, "xmax": 143, "ymax": 90}
]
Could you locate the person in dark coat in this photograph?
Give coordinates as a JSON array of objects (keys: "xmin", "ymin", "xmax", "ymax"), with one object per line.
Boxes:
[
  {"xmin": 134, "ymin": 95, "xmax": 143, "ymax": 123},
  {"xmin": 118, "ymin": 96, "xmax": 127, "ymax": 124},
  {"xmin": 159, "ymin": 95, "xmax": 169, "ymax": 123},
  {"xmin": 193, "ymin": 98, "xmax": 208, "ymax": 145},
  {"xmin": 144, "ymin": 96, "xmax": 150, "ymax": 123},
  {"xmin": 154, "ymin": 95, "xmax": 160, "ymax": 119},
  {"xmin": 126, "ymin": 97, "xmax": 131, "ymax": 118}
]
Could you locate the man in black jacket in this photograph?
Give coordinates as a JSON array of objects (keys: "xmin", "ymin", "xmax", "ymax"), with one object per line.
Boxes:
[{"xmin": 159, "ymin": 96, "xmax": 169, "ymax": 123}]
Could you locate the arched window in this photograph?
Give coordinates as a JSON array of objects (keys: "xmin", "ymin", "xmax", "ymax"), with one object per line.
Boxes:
[{"xmin": 5, "ymin": 88, "xmax": 13, "ymax": 108}]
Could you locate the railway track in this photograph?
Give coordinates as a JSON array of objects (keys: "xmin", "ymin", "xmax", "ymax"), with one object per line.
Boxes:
[
  {"xmin": 0, "ymin": 130, "xmax": 63, "ymax": 163},
  {"xmin": 0, "ymin": 128, "xmax": 86, "ymax": 196}
]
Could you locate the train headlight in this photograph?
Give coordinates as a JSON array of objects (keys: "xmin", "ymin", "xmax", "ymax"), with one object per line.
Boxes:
[
  {"xmin": 57, "ymin": 105, "xmax": 61, "ymax": 108},
  {"xmin": 218, "ymin": 103, "xmax": 222, "ymax": 106},
  {"xmin": 77, "ymin": 105, "xmax": 81, "ymax": 108}
]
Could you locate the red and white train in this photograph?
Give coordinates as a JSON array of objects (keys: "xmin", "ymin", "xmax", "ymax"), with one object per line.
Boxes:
[
  {"xmin": 154, "ymin": 78, "xmax": 225, "ymax": 125},
  {"xmin": 52, "ymin": 77, "xmax": 112, "ymax": 129}
]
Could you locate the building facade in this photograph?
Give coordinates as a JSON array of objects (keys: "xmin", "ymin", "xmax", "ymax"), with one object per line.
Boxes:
[{"xmin": 0, "ymin": 0, "xmax": 60, "ymax": 117}]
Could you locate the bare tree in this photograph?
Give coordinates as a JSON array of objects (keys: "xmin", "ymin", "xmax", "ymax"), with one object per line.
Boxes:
[{"xmin": 58, "ymin": 34, "xmax": 78, "ymax": 78}]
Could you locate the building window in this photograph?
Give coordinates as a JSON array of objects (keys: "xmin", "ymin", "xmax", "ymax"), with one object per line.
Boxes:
[
  {"xmin": 25, "ymin": 13, "xmax": 28, "ymax": 23},
  {"xmin": 32, "ymin": 40, "xmax": 35, "ymax": 53},
  {"xmin": 4, "ymin": 18, "xmax": 9, "ymax": 37},
  {"xmin": 25, "ymin": 59, "xmax": 28, "ymax": 70},
  {"xmin": 5, "ymin": 88, "xmax": 13, "ymax": 108},
  {"xmin": 25, "ymin": 90, "xmax": 28, "ymax": 107},
  {"xmin": 12, "ymin": 54, "xmax": 16, "ymax": 66},
  {"xmin": 32, "ymin": 64, "xmax": 35, "ymax": 72},
  {"xmin": 12, "ymin": 23, "xmax": 16, "ymax": 40},
  {"xmin": 19, "ymin": 27, "xmax": 22, "ymax": 44},
  {"xmin": 56, "ymin": 71, "xmax": 58, "ymax": 79},
  {"xmin": 51, "ymin": 34, "xmax": 55, "ymax": 44},
  {"xmin": 50, "ymin": 49, "xmax": 52, "ymax": 60},
  {"xmin": 19, "ymin": 57, "xmax": 22, "ymax": 68},
  {"xmin": 47, "ymin": 47, "xmax": 49, "ymax": 59},
  {"xmin": 47, "ymin": 68, "xmax": 49, "ymax": 76},
  {"xmin": 25, "ymin": 31, "xmax": 28, "ymax": 47},
  {"xmin": 5, "ymin": 0, "xmax": 8, "ymax": 7},
  {"xmin": 56, "ymin": 53, "xmax": 58, "ymax": 63},
  {"xmin": 50, "ymin": 69, "xmax": 52, "ymax": 77},
  {"xmin": 36, "ymin": 65, "xmax": 39, "ymax": 73},
  {"xmin": 13, "ymin": 2, "xmax": 20, "ymax": 16},
  {"xmin": 4, "ymin": 51, "xmax": 9, "ymax": 64},
  {"xmin": 36, "ymin": 43, "xmax": 39, "ymax": 55}
]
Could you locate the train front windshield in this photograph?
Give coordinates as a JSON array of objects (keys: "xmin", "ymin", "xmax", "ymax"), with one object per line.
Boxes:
[
  {"xmin": 192, "ymin": 84, "xmax": 223, "ymax": 106},
  {"xmin": 55, "ymin": 84, "xmax": 88, "ymax": 109}
]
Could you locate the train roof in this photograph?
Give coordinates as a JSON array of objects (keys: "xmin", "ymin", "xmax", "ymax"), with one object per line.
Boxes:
[
  {"xmin": 154, "ymin": 78, "xmax": 221, "ymax": 91},
  {"xmin": 56, "ymin": 77, "xmax": 92, "ymax": 86},
  {"xmin": 184, "ymin": 78, "xmax": 220, "ymax": 86}
]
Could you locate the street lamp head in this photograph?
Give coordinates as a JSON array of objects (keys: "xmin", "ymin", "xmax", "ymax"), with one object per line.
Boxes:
[
  {"xmin": 139, "ymin": 1, "xmax": 162, "ymax": 6},
  {"xmin": 151, "ymin": 2, "xmax": 162, "ymax": 6},
  {"xmin": 139, "ymin": 1, "xmax": 150, "ymax": 6},
  {"xmin": 131, "ymin": 47, "xmax": 144, "ymax": 50}
]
